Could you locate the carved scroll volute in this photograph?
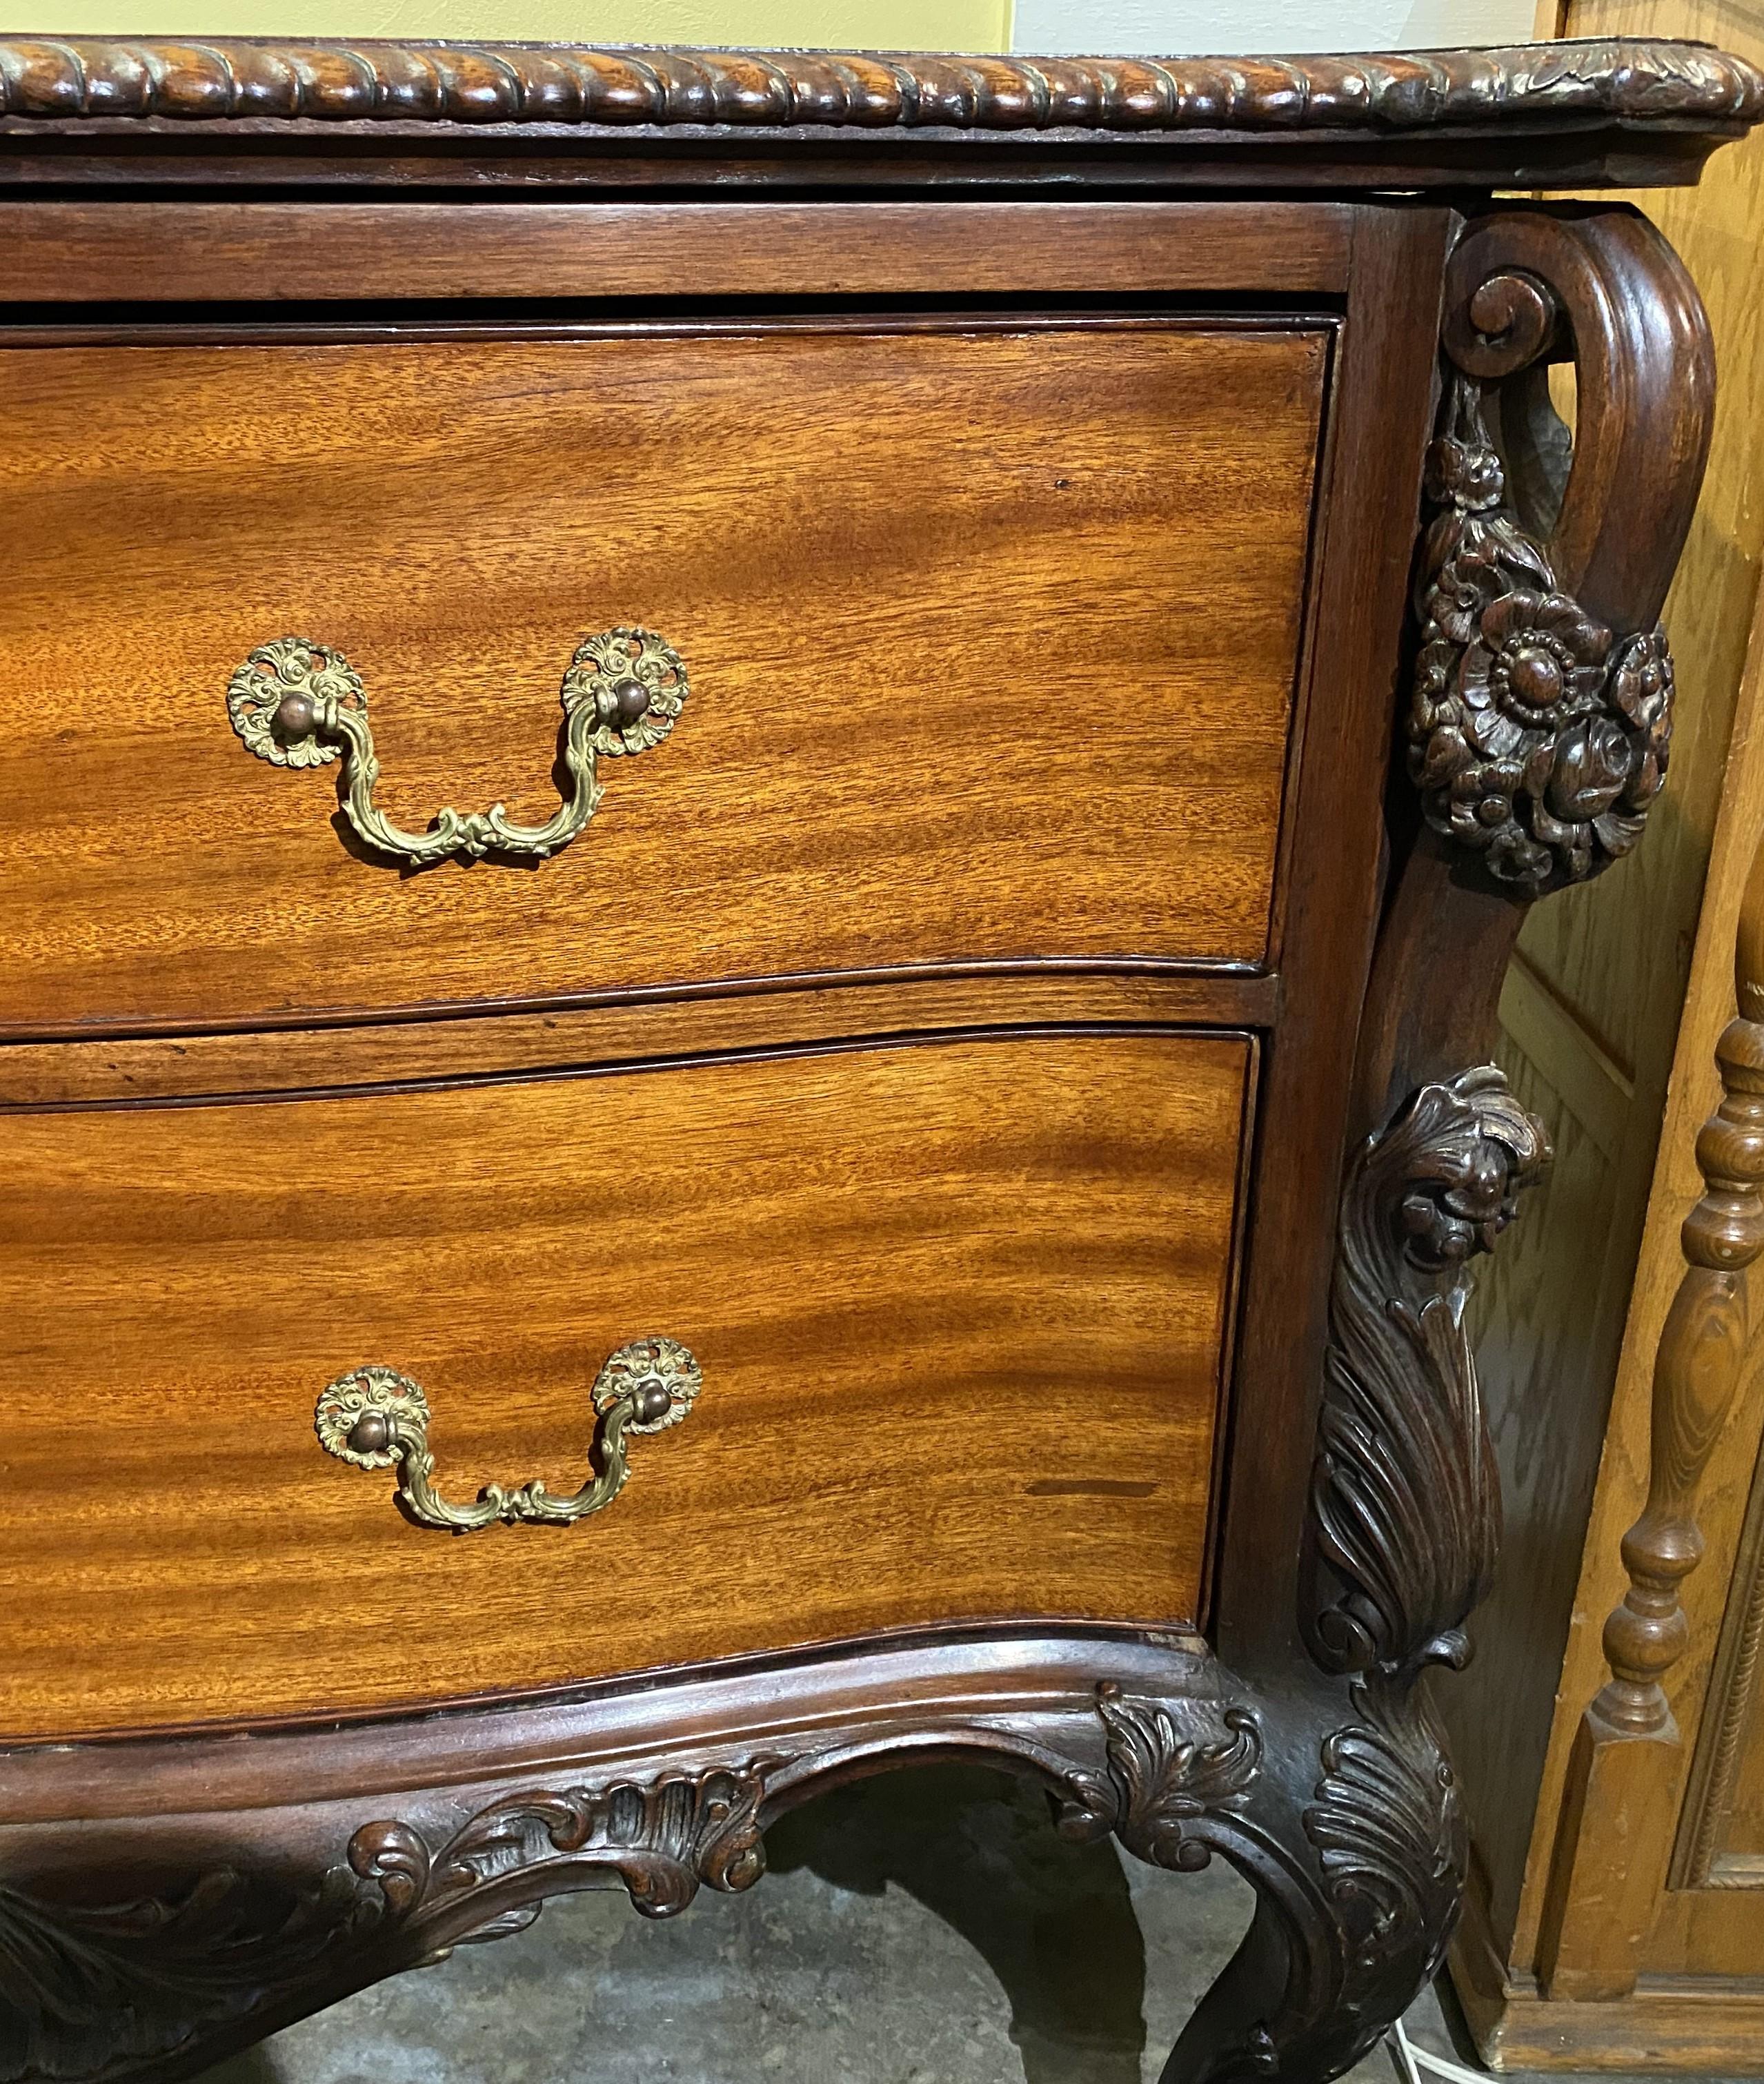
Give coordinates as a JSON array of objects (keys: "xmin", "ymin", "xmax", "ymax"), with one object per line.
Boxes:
[{"xmin": 1408, "ymin": 207, "xmax": 1714, "ymax": 906}]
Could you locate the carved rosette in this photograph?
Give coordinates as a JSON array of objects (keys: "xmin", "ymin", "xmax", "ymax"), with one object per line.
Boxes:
[
  {"xmin": 1311, "ymin": 1066, "xmax": 1549, "ymax": 1680},
  {"xmin": 1408, "ymin": 375, "xmax": 1674, "ymax": 896}
]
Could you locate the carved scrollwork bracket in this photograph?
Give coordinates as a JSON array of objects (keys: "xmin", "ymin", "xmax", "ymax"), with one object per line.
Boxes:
[
  {"xmin": 348, "ymin": 1760, "xmax": 771, "ymax": 1954},
  {"xmin": 1409, "ymin": 210, "xmax": 1713, "ymax": 898},
  {"xmin": 1052, "ymin": 1682, "xmax": 1265, "ymax": 1874}
]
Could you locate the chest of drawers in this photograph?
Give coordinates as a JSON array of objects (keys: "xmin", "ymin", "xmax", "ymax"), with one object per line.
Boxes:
[{"xmin": 0, "ymin": 35, "xmax": 1756, "ymax": 2082}]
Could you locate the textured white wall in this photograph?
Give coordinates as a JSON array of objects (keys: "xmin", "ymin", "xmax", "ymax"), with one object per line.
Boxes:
[{"xmin": 1010, "ymin": 0, "xmax": 1540, "ymax": 55}]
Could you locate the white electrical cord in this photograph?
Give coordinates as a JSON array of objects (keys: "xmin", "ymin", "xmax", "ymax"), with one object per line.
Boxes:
[{"xmin": 1387, "ymin": 2013, "xmax": 1497, "ymax": 2084}]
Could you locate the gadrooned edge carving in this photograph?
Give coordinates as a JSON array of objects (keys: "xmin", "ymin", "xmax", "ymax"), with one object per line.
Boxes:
[
  {"xmin": 0, "ymin": 39, "xmax": 1758, "ymax": 132},
  {"xmin": 1311, "ymin": 1065, "xmax": 1550, "ymax": 1680},
  {"xmin": 1407, "ymin": 371, "xmax": 1676, "ymax": 896}
]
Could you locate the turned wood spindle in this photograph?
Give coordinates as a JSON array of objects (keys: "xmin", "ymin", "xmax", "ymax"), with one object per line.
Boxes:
[
  {"xmin": 1539, "ymin": 827, "xmax": 1764, "ymax": 2001},
  {"xmin": 1595, "ymin": 843, "xmax": 1764, "ymax": 1736}
]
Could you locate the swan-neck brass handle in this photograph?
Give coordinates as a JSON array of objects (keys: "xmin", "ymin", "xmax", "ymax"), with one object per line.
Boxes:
[
  {"xmin": 315, "ymin": 1337, "xmax": 700, "ymax": 1533},
  {"xmin": 228, "ymin": 627, "xmax": 687, "ymax": 867}
]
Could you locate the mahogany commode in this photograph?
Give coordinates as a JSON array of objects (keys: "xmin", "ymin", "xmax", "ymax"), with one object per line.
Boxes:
[{"xmin": 0, "ymin": 35, "xmax": 1756, "ymax": 2082}]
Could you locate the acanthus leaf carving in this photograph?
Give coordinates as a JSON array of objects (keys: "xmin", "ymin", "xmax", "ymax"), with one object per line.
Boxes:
[
  {"xmin": 1311, "ymin": 1065, "xmax": 1549, "ymax": 1681},
  {"xmin": 0, "ymin": 1863, "xmax": 386, "ymax": 2084},
  {"xmin": 1292, "ymin": 1680, "xmax": 1463, "ymax": 2068},
  {"xmin": 1304, "ymin": 1685, "xmax": 1460, "ymax": 1974},
  {"xmin": 348, "ymin": 1761, "xmax": 770, "ymax": 1952},
  {"xmin": 1051, "ymin": 1684, "xmax": 1263, "ymax": 1874}
]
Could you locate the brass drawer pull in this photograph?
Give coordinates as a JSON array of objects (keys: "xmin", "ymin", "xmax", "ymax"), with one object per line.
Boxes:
[
  {"xmin": 228, "ymin": 627, "xmax": 688, "ymax": 866},
  {"xmin": 314, "ymin": 1337, "xmax": 700, "ymax": 1533}
]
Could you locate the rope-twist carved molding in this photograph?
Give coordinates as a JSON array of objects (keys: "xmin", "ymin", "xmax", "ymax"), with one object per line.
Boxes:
[{"xmin": 0, "ymin": 38, "xmax": 1758, "ymax": 130}]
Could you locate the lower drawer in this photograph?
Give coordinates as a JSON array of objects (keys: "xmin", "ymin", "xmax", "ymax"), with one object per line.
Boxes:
[{"xmin": 0, "ymin": 1028, "xmax": 1249, "ymax": 1738}]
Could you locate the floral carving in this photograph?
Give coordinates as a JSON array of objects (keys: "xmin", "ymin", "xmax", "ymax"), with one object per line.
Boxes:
[{"xmin": 1407, "ymin": 374, "xmax": 1675, "ymax": 894}]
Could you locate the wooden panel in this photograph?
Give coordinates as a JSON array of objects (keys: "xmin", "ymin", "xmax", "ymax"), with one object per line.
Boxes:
[
  {"xmin": 1696, "ymin": 1444, "xmax": 1764, "ymax": 1871},
  {"xmin": 0, "ymin": 1029, "xmax": 1248, "ymax": 1739},
  {"xmin": 0, "ymin": 322, "xmax": 1326, "ymax": 1037},
  {"xmin": 0, "ymin": 199, "xmax": 1354, "ymax": 303}
]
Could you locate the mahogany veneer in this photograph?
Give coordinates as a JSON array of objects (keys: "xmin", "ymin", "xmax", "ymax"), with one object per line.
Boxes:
[{"xmin": 0, "ymin": 32, "xmax": 1754, "ymax": 2084}]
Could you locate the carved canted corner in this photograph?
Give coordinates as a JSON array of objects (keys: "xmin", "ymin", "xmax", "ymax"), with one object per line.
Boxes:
[
  {"xmin": 1148, "ymin": 1068, "xmax": 1547, "ymax": 2083},
  {"xmin": 1407, "ymin": 209, "xmax": 1713, "ymax": 901}
]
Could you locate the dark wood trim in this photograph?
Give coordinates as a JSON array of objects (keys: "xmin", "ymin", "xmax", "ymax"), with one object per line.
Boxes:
[
  {"xmin": 0, "ymin": 957, "xmax": 1278, "ymax": 1054},
  {"xmin": 0, "ymin": 1014, "xmax": 1254, "ymax": 1115},
  {"xmin": 1211, "ymin": 201, "xmax": 1456, "ymax": 1675},
  {"xmin": 2, "ymin": 40, "xmax": 1754, "ymax": 135},
  {"xmin": 0, "ymin": 38, "xmax": 1756, "ymax": 197},
  {"xmin": 0, "ymin": 1628, "xmax": 1207, "ymax": 1795},
  {"xmin": 0, "ymin": 197, "xmax": 1354, "ymax": 304},
  {"xmin": 0, "ymin": 309, "xmax": 1338, "ymax": 347}
]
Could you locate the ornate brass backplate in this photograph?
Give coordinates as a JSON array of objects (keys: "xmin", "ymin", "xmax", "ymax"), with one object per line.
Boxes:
[
  {"xmin": 227, "ymin": 627, "xmax": 687, "ymax": 867},
  {"xmin": 314, "ymin": 1337, "xmax": 700, "ymax": 1533}
]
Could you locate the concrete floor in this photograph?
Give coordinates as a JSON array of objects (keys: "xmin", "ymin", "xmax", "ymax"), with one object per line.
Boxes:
[{"xmin": 197, "ymin": 1767, "xmax": 1745, "ymax": 2084}]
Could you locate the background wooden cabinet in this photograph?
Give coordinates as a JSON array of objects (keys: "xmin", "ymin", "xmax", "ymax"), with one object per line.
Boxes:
[{"xmin": 1445, "ymin": 0, "xmax": 1764, "ymax": 2064}]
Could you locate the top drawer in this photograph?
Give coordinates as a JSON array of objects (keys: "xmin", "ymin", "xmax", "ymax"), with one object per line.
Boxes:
[{"xmin": 0, "ymin": 319, "xmax": 1327, "ymax": 1037}]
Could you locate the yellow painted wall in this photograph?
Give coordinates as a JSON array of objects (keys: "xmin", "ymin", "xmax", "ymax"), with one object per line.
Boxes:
[{"xmin": 1, "ymin": 0, "xmax": 1011, "ymax": 44}]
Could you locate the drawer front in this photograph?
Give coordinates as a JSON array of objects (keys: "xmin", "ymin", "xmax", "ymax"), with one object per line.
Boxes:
[
  {"xmin": 0, "ymin": 322, "xmax": 1325, "ymax": 1036},
  {"xmin": 0, "ymin": 1029, "xmax": 1247, "ymax": 1739}
]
